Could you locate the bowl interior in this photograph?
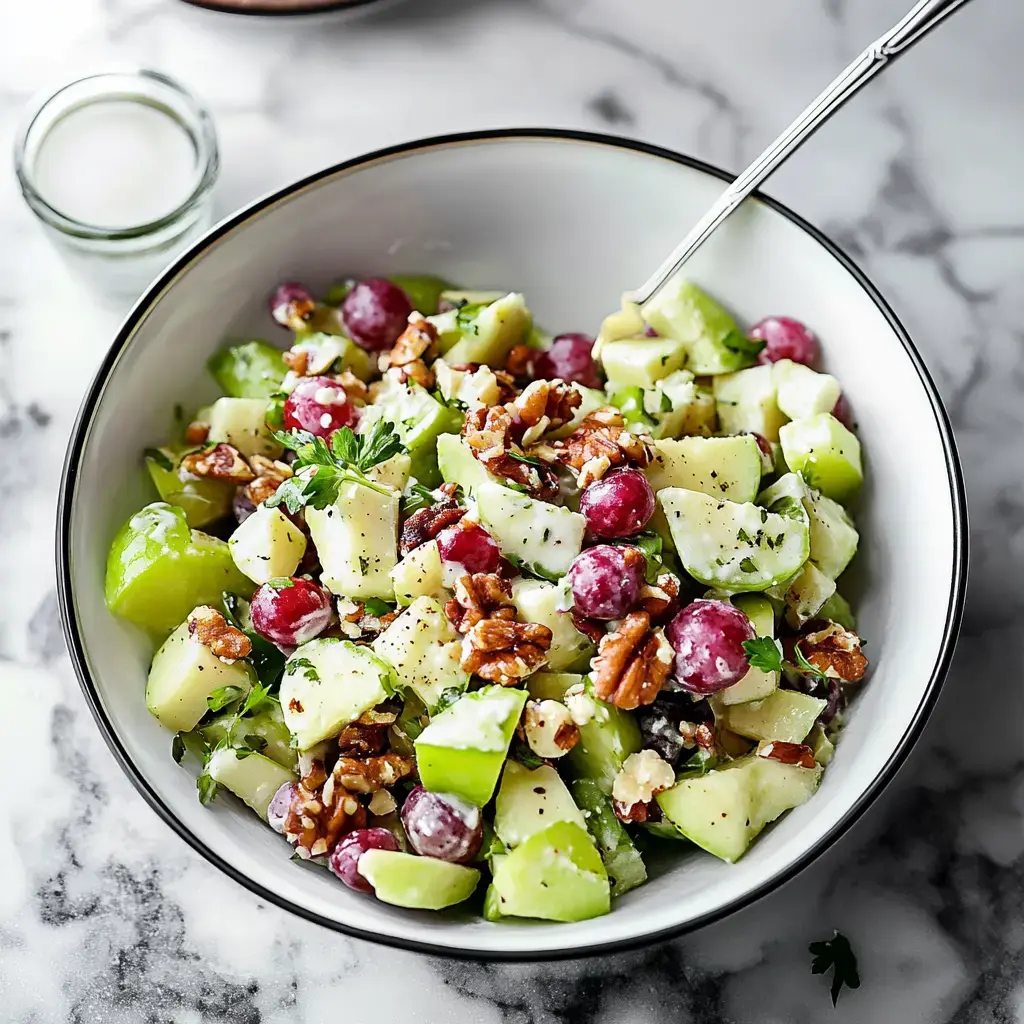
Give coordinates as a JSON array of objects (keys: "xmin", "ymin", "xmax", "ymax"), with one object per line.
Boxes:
[{"xmin": 62, "ymin": 134, "xmax": 962, "ymax": 957}]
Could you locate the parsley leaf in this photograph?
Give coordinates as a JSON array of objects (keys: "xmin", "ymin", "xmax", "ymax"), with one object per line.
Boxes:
[
  {"xmin": 809, "ymin": 931, "xmax": 860, "ymax": 1006},
  {"xmin": 143, "ymin": 448, "xmax": 175, "ymax": 472},
  {"xmin": 266, "ymin": 419, "xmax": 407, "ymax": 513},
  {"xmin": 288, "ymin": 657, "xmax": 320, "ymax": 683},
  {"xmin": 721, "ymin": 331, "xmax": 766, "ymax": 358},
  {"xmin": 793, "ymin": 645, "xmax": 828, "ymax": 683},
  {"xmin": 739, "ymin": 556, "xmax": 759, "ymax": 574},
  {"xmin": 737, "ymin": 527, "xmax": 754, "ymax": 545},
  {"xmin": 402, "ymin": 481, "xmax": 439, "ymax": 515},
  {"xmin": 510, "ymin": 740, "xmax": 546, "ymax": 770},
  {"xmin": 684, "ymin": 746, "xmax": 719, "ymax": 776},
  {"xmin": 362, "ymin": 597, "xmax": 394, "ymax": 618},
  {"xmin": 769, "ymin": 495, "xmax": 804, "ymax": 521},
  {"xmin": 197, "ymin": 771, "xmax": 219, "ymax": 805},
  {"xmin": 506, "ymin": 449, "xmax": 546, "ymax": 469},
  {"xmin": 434, "ymin": 687, "xmax": 465, "ymax": 714},
  {"xmin": 266, "ymin": 577, "xmax": 295, "ymax": 590},
  {"xmin": 621, "ymin": 531, "xmax": 665, "ymax": 585},
  {"xmin": 743, "ymin": 636, "xmax": 783, "ymax": 674},
  {"xmin": 207, "ymin": 685, "xmax": 245, "ymax": 712}
]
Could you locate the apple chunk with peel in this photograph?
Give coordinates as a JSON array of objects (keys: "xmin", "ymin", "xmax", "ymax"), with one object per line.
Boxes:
[
  {"xmin": 494, "ymin": 762, "xmax": 586, "ymax": 848},
  {"xmin": 358, "ymin": 850, "xmax": 480, "ymax": 910},
  {"xmin": 490, "ymin": 820, "xmax": 611, "ymax": 922},
  {"xmin": 414, "ymin": 686, "xmax": 528, "ymax": 807},
  {"xmin": 206, "ymin": 748, "xmax": 295, "ymax": 821}
]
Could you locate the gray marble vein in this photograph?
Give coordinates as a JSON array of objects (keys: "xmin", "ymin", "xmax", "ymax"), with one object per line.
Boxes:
[{"xmin": 1, "ymin": 0, "xmax": 1022, "ymax": 1021}]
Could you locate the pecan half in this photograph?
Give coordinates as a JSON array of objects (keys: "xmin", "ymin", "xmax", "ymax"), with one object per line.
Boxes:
[
  {"xmin": 591, "ymin": 610, "xmax": 672, "ymax": 710},
  {"xmin": 181, "ymin": 443, "xmax": 255, "ymax": 484},
  {"xmin": 187, "ymin": 606, "xmax": 251, "ymax": 661},
  {"xmin": 385, "ymin": 312, "xmax": 438, "ymax": 388},
  {"xmin": 552, "ymin": 410, "xmax": 654, "ymax": 487},
  {"xmin": 184, "ymin": 420, "xmax": 210, "ymax": 446},
  {"xmin": 284, "ymin": 760, "xmax": 366, "ymax": 860},
  {"xmin": 399, "ymin": 498, "xmax": 467, "ymax": 556},
  {"xmin": 445, "ymin": 573, "xmax": 515, "ymax": 632},
  {"xmin": 460, "ymin": 617, "xmax": 553, "ymax": 685},
  {"xmin": 244, "ymin": 455, "xmax": 294, "ymax": 506},
  {"xmin": 756, "ymin": 740, "xmax": 816, "ymax": 769},
  {"xmin": 795, "ymin": 621, "xmax": 868, "ymax": 682}
]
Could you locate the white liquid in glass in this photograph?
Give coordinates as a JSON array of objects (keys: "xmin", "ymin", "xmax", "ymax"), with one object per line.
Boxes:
[{"xmin": 32, "ymin": 101, "xmax": 198, "ymax": 229}]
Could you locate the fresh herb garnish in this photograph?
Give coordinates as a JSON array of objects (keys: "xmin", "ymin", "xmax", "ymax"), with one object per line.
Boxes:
[
  {"xmin": 770, "ymin": 495, "xmax": 804, "ymax": 521},
  {"xmin": 236, "ymin": 733, "xmax": 268, "ymax": 758},
  {"xmin": 266, "ymin": 419, "xmax": 406, "ymax": 513},
  {"xmin": 510, "ymin": 740, "xmax": 546, "ymax": 770},
  {"xmin": 266, "ymin": 577, "xmax": 295, "ymax": 590},
  {"xmin": 506, "ymin": 449, "xmax": 546, "ymax": 469},
  {"xmin": 197, "ymin": 771, "xmax": 219, "ymax": 806},
  {"xmin": 362, "ymin": 597, "xmax": 394, "ymax": 618},
  {"xmin": 207, "ymin": 685, "xmax": 245, "ymax": 712},
  {"xmin": 143, "ymin": 448, "xmax": 175, "ymax": 472},
  {"xmin": 288, "ymin": 657, "xmax": 320, "ymax": 684},
  {"xmin": 737, "ymin": 527, "xmax": 754, "ymax": 545},
  {"xmin": 403, "ymin": 481, "xmax": 439, "ymax": 514},
  {"xmin": 809, "ymin": 931, "xmax": 860, "ymax": 1006},
  {"xmin": 742, "ymin": 636, "xmax": 783, "ymax": 674},
  {"xmin": 685, "ymin": 746, "xmax": 719, "ymax": 776},
  {"xmin": 721, "ymin": 331, "xmax": 766, "ymax": 358},
  {"xmin": 793, "ymin": 645, "xmax": 828, "ymax": 683},
  {"xmin": 434, "ymin": 687, "xmax": 465, "ymax": 714},
  {"xmin": 739, "ymin": 556, "xmax": 759, "ymax": 574}
]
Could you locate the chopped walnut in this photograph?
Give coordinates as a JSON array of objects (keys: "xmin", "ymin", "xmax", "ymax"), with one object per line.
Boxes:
[
  {"xmin": 337, "ymin": 708, "xmax": 398, "ymax": 757},
  {"xmin": 384, "ymin": 312, "xmax": 438, "ymax": 388},
  {"xmin": 400, "ymin": 498, "xmax": 467, "ymax": 556},
  {"xmin": 326, "ymin": 752, "xmax": 415, "ymax": 797},
  {"xmin": 639, "ymin": 573, "xmax": 681, "ymax": 620},
  {"xmin": 181, "ymin": 443, "xmax": 254, "ymax": 484},
  {"xmin": 367, "ymin": 789, "xmax": 397, "ymax": 816},
  {"xmin": 460, "ymin": 617, "xmax": 553, "ymax": 685},
  {"xmin": 504, "ymin": 344, "xmax": 535, "ymax": 379},
  {"xmin": 462, "ymin": 402, "xmax": 561, "ymax": 500},
  {"xmin": 611, "ymin": 749, "xmax": 675, "ymax": 810},
  {"xmin": 756, "ymin": 740, "xmax": 817, "ymax": 769},
  {"xmin": 512, "ymin": 380, "xmax": 582, "ymax": 444},
  {"xmin": 335, "ymin": 369, "xmax": 369, "ymax": 404},
  {"xmin": 445, "ymin": 573, "xmax": 516, "ymax": 632},
  {"xmin": 591, "ymin": 609, "xmax": 672, "ymax": 710},
  {"xmin": 332, "ymin": 600, "xmax": 398, "ymax": 641},
  {"xmin": 187, "ymin": 606, "xmax": 251, "ymax": 661},
  {"xmin": 284, "ymin": 759, "xmax": 366, "ymax": 860},
  {"xmin": 614, "ymin": 799, "xmax": 650, "ymax": 823},
  {"xmin": 524, "ymin": 699, "xmax": 580, "ymax": 758},
  {"xmin": 184, "ymin": 420, "xmax": 210, "ymax": 446},
  {"xmin": 795, "ymin": 621, "xmax": 868, "ymax": 682},
  {"xmin": 552, "ymin": 411, "xmax": 654, "ymax": 487},
  {"xmin": 282, "ymin": 348, "xmax": 309, "ymax": 375},
  {"xmin": 244, "ymin": 455, "xmax": 294, "ymax": 506}
]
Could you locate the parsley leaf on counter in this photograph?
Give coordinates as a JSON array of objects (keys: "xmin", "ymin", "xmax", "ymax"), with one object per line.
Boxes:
[{"xmin": 809, "ymin": 931, "xmax": 860, "ymax": 1006}]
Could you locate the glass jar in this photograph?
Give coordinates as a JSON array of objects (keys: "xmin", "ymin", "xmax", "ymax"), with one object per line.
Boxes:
[{"xmin": 13, "ymin": 69, "xmax": 219, "ymax": 298}]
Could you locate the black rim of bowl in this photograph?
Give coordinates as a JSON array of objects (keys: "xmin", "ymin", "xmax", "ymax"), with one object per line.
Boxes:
[
  {"xmin": 56, "ymin": 128, "xmax": 969, "ymax": 962},
  {"xmin": 178, "ymin": 0, "xmax": 386, "ymax": 15}
]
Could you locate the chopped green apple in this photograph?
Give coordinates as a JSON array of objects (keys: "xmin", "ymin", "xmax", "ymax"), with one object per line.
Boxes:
[
  {"xmin": 144, "ymin": 446, "xmax": 234, "ymax": 528},
  {"xmin": 658, "ymin": 488, "xmax": 810, "ymax": 592},
  {"xmin": 436, "ymin": 433, "xmax": 494, "ymax": 496},
  {"xmin": 779, "ymin": 413, "xmax": 862, "ymax": 504},
  {"xmin": 657, "ymin": 754, "xmax": 821, "ymax": 862},
  {"xmin": 768, "ymin": 560, "xmax": 836, "ymax": 629},
  {"xmin": 208, "ymin": 340, "xmax": 287, "ymax": 399},
  {"xmin": 279, "ymin": 639, "xmax": 394, "ymax": 750},
  {"xmin": 367, "ymin": 453, "xmax": 413, "ymax": 492},
  {"xmin": 287, "ymin": 331, "xmax": 374, "ymax": 382},
  {"xmin": 511, "ymin": 578, "xmax": 594, "ymax": 672},
  {"xmin": 490, "ymin": 821, "xmax": 610, "ymax": 922},
  {"xmin": 476, "ymin": 481, "xmax": 585, "ymax": 581},
  {"xmin": 372, "ymin": 596, "xmax": 468, "ymax": 710},
  {"xmin": 715, "ymin": 594, "xmax": 778, "ymax": 705},
  {"xmin": 228, "ymin": 504, "xmax": 306, "ymax": 585},
  {"xmin": 641, "ymin": 277, "xmax": 761, "ymax": 374},
  {"xmin": 772, "ymin": 359, "xmax": 841, "ymax": 421},
  {"xmin": 206, "ymin": 748, "xmax": 295, "ymax": 821},
  {"xmin": 494, "ymin": 762, "xmax": 587, "ymax": 848},
  {"xmin": 146, "ymin": 617, "xmax": 254, "ymax": 732},
  {"xmin": 200, "ymin": 698, "xmax": 297, "ymax": 771},
  {"xmin": 390, "ymin": 274, "xmax": 449, "ymax": 315},
  {"xmin": 358, "ymin": 849, "xmax": 480, "ymax": 910},
  {"xmin": 207, "ymin": 397, "xmax": 281, "ymax": 459},
  {"xmin": 645, "ymin": 435, "xmax": 762, "ymax": 502},
  {"xmin": 389, "ymin": 540, "xmax": 446, "ymax": 607},
  {"xmin": 305, "ymin": 480, "xmax": 399, "ymax": 601},
  {"xmin": 415, "ymin": 686, "xmax": 528, "ymax": 807},
  {"xmin": 817, "ymin": 591, "xmax": 857, "ymax": 631},
  {"xmin": 105, "ymin": 503, "xmax": 254, "ymax": 635},
  {"xmin": 601, "ymin": 335, "xmax": 688, "ymax": 389},
  {"xmin": 713, "ymin": 364, "xmax": 788, "ymax": 441},
  {"xmin": 430, "ymin": 292, "xmax": 532, "ymax": 366},
  {"xmin": 718, "ymin": 689, "xmax": 826, "ymax": 744}
]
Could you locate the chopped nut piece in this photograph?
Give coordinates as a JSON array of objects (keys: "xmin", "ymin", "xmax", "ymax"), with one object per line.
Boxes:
[
  {"xmin": 591, "ymin": 611, "xmax": 672, "ymax": 710},
  {"xmin": 460, "ymin": 618, "xmax": 553, "ymax": 685},
  {"xmin": 756, "ymin": 740, "xmax": 816, "ymax": 769},
  {"xmin": 385, "ymin": 312, "xmax": 438, "ymax": 388},
  {"xmin": 512, "ymin": 380, "xmax": 582, "ymax": 443},
  {"xmin": 445, "ymin": 572, "xmax": 516, "ymax": 632},
  {"xmin": 244, "ymin": 455, "xmax": 294, "ymax": 506},
  {"xmin": 612, "ymin": 749, "xmax": 675, "ymax": 810},
  {"xmin": 187, "ymin": 606, "xmax": 252, "ymax": 661},
  {"xmin": 639, "ymin": 573, "xmax": 681, "ymax": 620},
  {"xmin": 328, "ymin": 753, "xmax": 415, "ymax": 795},
  {"xmin": 552, "ymin": 412, "xmax": 654, "ymax": 485},
  {"xmin": 184, "ymin": 420, "xmax": 210, "ymax": 446},
  {"xmin": 563, "ymin": 683, "xmax": 596, "ymax": 727},
  {"xmin": 368, "ymin": 789, "xmax": 397, "ymax": 816},
  {"xmin": 523, "ymin": 699, "xmax": 580, "ymax": 758},
  {"xmin": 400, "ymin": 497, "xmax": 467, "ymax": 556},
  {"xmin": 284, "ymin": 759, "xmax": 365, "ymax": 860},
  {"xmin": 283, "ymin": 348, "xmax": 309, "ymax": 375},
  {"xmin": 614, "ymin": 799, "xmax": 649, "ymax": 823},
  {"xmin": 505, "ymin": 344, "xmax": 535, "ymax": 379},
  {"xmin": 795, "ymin": 621, "xmax": 868, "ymax": 682},
  {"xmin": 337, "ymin": 708, "xmax": 398, "ymax": 757},
  {"xmin": 181, "ymin": 443, "xmax": 254, "ymax": 484}
]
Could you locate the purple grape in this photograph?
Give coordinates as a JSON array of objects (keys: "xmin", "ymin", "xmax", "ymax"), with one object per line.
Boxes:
[
  {"xmin": 567, "ymin": 544, "xmax": 645, "ymax": 620},
  {"xmin": 267, "ymin": 782, "xmax": 296, "ymax": 833},
  {"xmin": 341, "ymin": 278, "xmax": 412, "ymax": 352},
  {"xmin": 328, "ymin": 827, "xmax": 400, "ymax": 893},
  {"xmin": 643, "ymin": 324, "xmax": 659, "ymax": 337},
  {"xmin": 666, "ymin": 600, "xmax": 755, "ymax": 695},
  {"xmin": 233, "ymin": 490, "xmax": 256, "ymax": 524},
  {"xmin": 400, "ymin": 785, "xmax": 483, "ymax": 864},
  {"xmin": 751, "ymin": 316, "xmax": 820, "ymax": 367},
  {"xmin": 533, "ymin": 333, "xmax": 601, "ymax": 388},
  {"xmin": 270, "ymin": 282, "xmax": 315, "ymax": 330},
  {"xmin": 579, "ymin": 468, "xmax": 655, "ymax": 539},
  {"xmin": 832, "ymin": 393, "xmax": 855, "ymax": 430}
]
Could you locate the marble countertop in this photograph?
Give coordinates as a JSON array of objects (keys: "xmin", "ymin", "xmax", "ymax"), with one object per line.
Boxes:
[{"xmin": 2, "ymin": 0, "xmax": 1022, "ymax": 1020}]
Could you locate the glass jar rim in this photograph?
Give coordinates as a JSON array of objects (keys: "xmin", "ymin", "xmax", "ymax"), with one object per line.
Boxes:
[{"xmin": 13, "ymin": 67, "xmax": 220, "ymax": 241}]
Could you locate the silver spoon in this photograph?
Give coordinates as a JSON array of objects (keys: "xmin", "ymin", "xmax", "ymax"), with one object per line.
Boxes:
[{"xmin": 615, "ymin": 0, "xmax": 974, "ymax": 321}]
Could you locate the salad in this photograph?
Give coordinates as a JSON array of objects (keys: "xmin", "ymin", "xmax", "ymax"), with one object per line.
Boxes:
[{"xmin": 104, "ymin": 272, "xmax": 868, "ymax": 922}]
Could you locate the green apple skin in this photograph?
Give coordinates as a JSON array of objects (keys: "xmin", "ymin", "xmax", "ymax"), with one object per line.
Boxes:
[
  {"xmin": 105, "ymin": 503, "xmax": 254, "ymax": 636},
  {"xmin": 144, "ymin": 446, "xmax": 234, "ymax": 528},
  {"xmin": 208, "ymin": 340, "xmax": 287, "ymax": 399},
  {"xmin": 357, "ymin": 850, "xmax": 480, "ymax": 910}
]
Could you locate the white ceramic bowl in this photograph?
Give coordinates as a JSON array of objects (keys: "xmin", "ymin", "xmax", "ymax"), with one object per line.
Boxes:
[{"xmin": 58, "ymin": 131, "xmax": 967, "ymax": 960}]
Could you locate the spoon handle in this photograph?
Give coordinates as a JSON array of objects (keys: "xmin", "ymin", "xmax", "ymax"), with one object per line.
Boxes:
[{"xmin": 627, "ymin": 0, "xmax": 976, "ymax": 307}]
